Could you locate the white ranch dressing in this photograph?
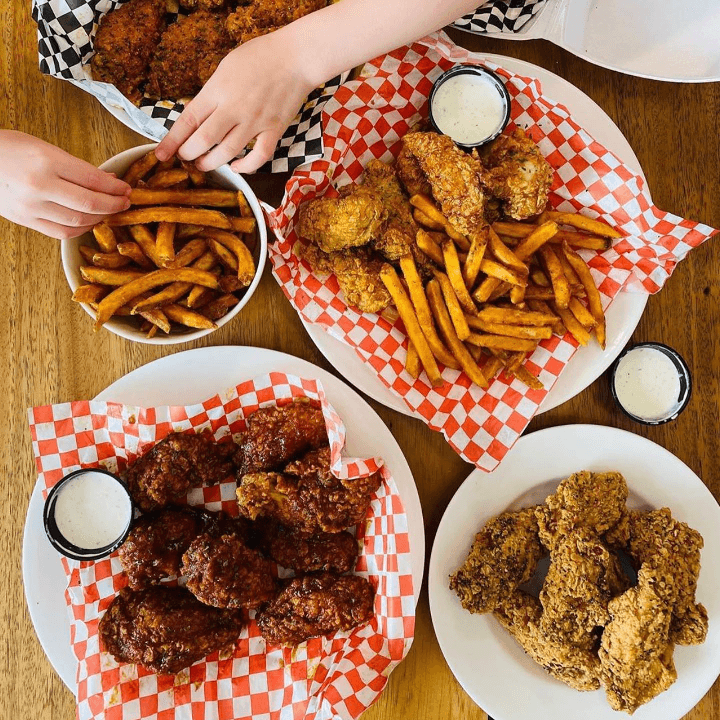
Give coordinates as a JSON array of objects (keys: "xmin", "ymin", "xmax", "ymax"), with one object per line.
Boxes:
[
  {"xmin": 613, "ymin": 347, "xmax": 682, "ymax": 421},
  {"xmin": 432, "ymin": 73, "xmax": 506, "ymax": 145},
  {"xmin": 54, "ymin": 472, "xmax": 132, "ymax": 549}
]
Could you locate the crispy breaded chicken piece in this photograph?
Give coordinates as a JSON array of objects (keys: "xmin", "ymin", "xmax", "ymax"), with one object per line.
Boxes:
[
  {"xmin": 535, "ymin": 471, "xmax": 629, "ymax": 550},
  {"xmin": 599, "ymin": 569, "xmax": 677, "ymax": 713},
  {"xmin": 226, "ymin": 0, "xmax": 327, "ymax": 43},
  {"xmin": 539, "ymin": 529, "xmax": 628, "ymax": 648},
  {"xmin": 179, "ymin": 0, "xmax": 227, "ymax": 10},
  {"xmin": 493, "ymin": 590, "xmax": 601, "ymax": 691},
  {"xmin": 401, "ymin": 132, "xmax": 487, "ymax": 237},
  {"xmin": 626, "ymin": 508, "xmax": 707, "ymax": 646},
  {"xmin": 91, "ymin": 0, "xmax": 167, "ymax": 104},
  {"xmin": 146, "ymin": 11, "xmax": 234, "ymax": 100},
  {"xmin": 480, "ymin": 127, "xmax": 554, "ymax": 220},
  {"xmin": 396, "ymin": 144, "xmax": 432, "ymax": 198},
  {"xmin": 450, "ymin": 507, "xmax": 545, "ymax": 615},
  {"xmin": 298, "ymin": 189, "xmax": 388, "ymax": 253}
]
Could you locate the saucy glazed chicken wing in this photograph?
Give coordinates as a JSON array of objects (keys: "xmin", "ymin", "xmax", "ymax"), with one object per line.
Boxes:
[
  {"xmin": 99, "ymin": 586, "xmax": 243, "ymax": 675},
  {"xmin": 256, "ymin": 573, "xmax": 375, "ymax": 645}
]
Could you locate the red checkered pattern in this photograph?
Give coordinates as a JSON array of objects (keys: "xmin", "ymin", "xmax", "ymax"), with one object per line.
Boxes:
[
  {"xmin": 267, "ymin": 31, "xmax": 718, "ymax": 472},
  {"xmin": 27, "ymin": 373, "xmax": 414, "ymax": 720}
]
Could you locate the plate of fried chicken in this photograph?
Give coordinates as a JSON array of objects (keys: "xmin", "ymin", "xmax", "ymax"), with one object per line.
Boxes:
[{"xmin": 429, "ymin": 424, "xmax": 720, "ymax": 719}]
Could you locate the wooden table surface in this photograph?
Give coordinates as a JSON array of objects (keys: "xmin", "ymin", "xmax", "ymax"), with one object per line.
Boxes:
[{"xmin": 3, "ymin": 2, "xmax": 720, "ymax": 716}]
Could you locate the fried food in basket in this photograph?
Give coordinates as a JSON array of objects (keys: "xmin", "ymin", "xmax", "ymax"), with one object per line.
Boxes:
[
  {"xmin": 226, "ymin": 0, "xmax": 328, "ymax": 44},
  {"xmin": 99, "ymin": 586, "xmax": 244, "ymax": 675},
  {"xmin": 451, "ymin": 470, "xmax": 707, "ymax": 712}
]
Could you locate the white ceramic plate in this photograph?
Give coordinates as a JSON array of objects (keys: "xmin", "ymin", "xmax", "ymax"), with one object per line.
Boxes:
[
  {"xmin": 429, "ymin": 425, "xmax": 720, "ymax": 720},
  {"xmin": 453, "ymin": 0, "xmax": 720, "ymax": 83},
  {"xmin": 22, "ymin": 346, "xmax": 425, "ymax": 693},
  {"xmin": 304, "ymin": 53, "xmax": 647, "ymax": 417}
]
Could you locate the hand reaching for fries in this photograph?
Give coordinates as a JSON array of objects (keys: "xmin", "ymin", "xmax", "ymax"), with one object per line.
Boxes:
[{"xmin": 0, "ymin": 131, "xmax": 131, "ymax": 240}]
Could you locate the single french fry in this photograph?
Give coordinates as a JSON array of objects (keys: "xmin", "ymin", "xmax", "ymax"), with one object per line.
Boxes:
[
  {"xmin": 513, "ymin": 364, "xmax": 544, "ymax": 390},
  {"xmin": 399, "ymin": 255, "xmax": 459, "ymax": 370},
  {"xmin": 527, "ymin": 299, "xmax": 566, "ymax": 336},
  {"xmin": 523, "ymin": 285, "xmax": 556, "ymax": 300},
  {"xmin": 129, "ymin": 188, "xmax": 239, "ymax": 207},
  {"xmin": 116, "ymin": 241, "xmax": 154, "ymax": 269},
  {"xmin": 123, "ymin": 150, "xmax": 159, "ymax": 187},
  {"xmin": 562, "ymin": 242, "xmax": 606, "ymax": 348},
  {"xmin": 228, "ymin": 216, "xmax": 257, "ymax": 234},
  {"xmin": 180, "ymin": 160, "xmax": 207, "ymax": 186},
  {"xmin": 416, "ymin": 229, "xmax": 445, "ymax": 266},
  {"xmin": 146, "ymin": 169, "xmax": 190, "ymax": 189},
  {"xmin": 405, "ymin": 342, "xmax": 421, "ymax": 379},
  {"xmin": 463, "ymin": 230, "xmax": 488, "ymax": 289},
  {"xmin": 146, "ymin": 325, "xmax": 158, "ymax": 339},
  {"xmin": 465, "ymin": 333, "xmax": 538, "ymax": 353},
  {"xmin": 185, "ymin": 285, "xmax": 216, "ymax": 308},
  {"xmin": 201, "ymin": 293, "xmax": 240, "ymax": 321},
  {"xmin": 79, "ymin": 245, "xmax": 96, "ymax": 264},
  {"xmin": 207, "ymin": 238, "xmax": 238, "ymax": 273},
  {"xmin": 543, "ymin": 210, "xmax": 622, "ymax": 239},
  {"xmin": 492, "ymin": 221, "xmax": 611, "ymax": 250},
  {"xmin": 488, "ymin": 228, "xmax": 527, "ymax": 274},
  {"xmin": 92, "ymin": 223, "xmax": 118, "ymax": 252},
  {"xmin": 568, "ymin": 297, "xmax": 597, "ymax": 329},
  {"xmin": 510, "ymin": 284, "xmax": 526, "ymax": 305},
  {"xmin": 155, "ymin": 221, "xmax": 177, "ymax": 266},
  {"xmin": 530, "ymin": 268, "xmax": 551, "ymax": 287},
  {"xmin": 163, "ymin": 303, "xmax": 217, "ymax": 330},
  {"xmin": 201, "ymin": 229, "xmax": 255, "ymax": 286},
  {"xmin": 409, "ymin": 194, "xmax": 470, "ymax": 249},
  {"xmin": 442, "ymin": 239, "xmax": 477, "ymax": 314},
  {"xmin": 91, "ymin": 251, "xmax": 132, "ymax": 269},
  {"xmin": 138, "ymin": 308, "xmax": 171, "ymax": 334},
  {"xmin": 539, "ymin": 245, "xmax": 571, "ymax": 309},
  {"xmin": 413, "ymin": 209, "xmax": 444, "ymax": 231},
  {"xmin": 488, "ymin": 281, "xmax": 513, "ymax": 302},
  {"xmin": 557, "ymin": 250, "xmax": 580, "ymax": 286},
  {"xmin": 218, "ymin": 274, "xmax": 244, "ymax": 293},
  {"xmin": 237, "ymin": 191, "xmax": 253, "ymax": 217},
  {"xmin": 472, "ymin": 277, "xmax": 502, "ymax": 303},
  {"xmin": 176, "ymin": 223, "xmax": 205, "ymax": 239},
  {"xmin": 426, "ymin": 280, "xmax": 488, "ymax": 388},
  {"xmin": 71, "ymin": 284, "xmax": 108, "ymax": 304},
  {"xmin": 171, "ymin": 238, "xmax": 207, "ymax": 268},
  {"xmin": 475, "ymin": 306, "xmax": 556, "ymax": 326},
  {"xmin": 108, "ymin": 207, "xmax": 233, "ymax": 230},
  {"xmin": 465, "ymin": 318, "xmax": 553, "ymax": 340},
  {"xmin": 80, "ymin": 267, "xmax": 145, "ymax": 285},
  {"xmin": 514, "ymin": 221, "xmax": 558, "ymax": 261},
  {"xmin": 482, "ymin": 354, "xmax": 505, "ymax": 380},
  {"xmin": 128, "ymin": 224, "xmax": 163, "ymax": 267},
  {"xmin": 480, "ymin": 258, "xmax": 527, "ymax": 287},
  {"xmin": 433, "ymin": 270, "xmax": 471, "ymax": 341},
  {"xmin": 553, "ymin": 303, "xmax": 592, "ymax": 346},
  {"xmin": 505, "ymin": 351, "xmax": 527, "ymax": 374},
  {"xmin": 491, "ymin": 221, "xmax": 533, "ymax": 239}
]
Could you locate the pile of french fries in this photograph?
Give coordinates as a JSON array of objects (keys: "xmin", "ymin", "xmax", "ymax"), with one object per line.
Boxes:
[
  {"xmin": 380, "ymin": 193, "xmax": 621, "ymax": 390},
  {"xmin": 72, "ymin": 150, "xmax": 258, "ymax": 338}
]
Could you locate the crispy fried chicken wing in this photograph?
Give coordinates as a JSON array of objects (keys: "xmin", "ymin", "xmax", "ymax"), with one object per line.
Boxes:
[
  {"xmin": 226, "ymin": 0, "xmax": 326, "ymax": 43},
  {"xmin": 480, "ymin": 128, "xmax": 553, "ymax": 220},
  {"xmin": 450, "ymin": 507, "xmax": 545, "ymax": 614},
  {"xmin": 256, "ymin": 573, "xmax": 375, "ymax": 645},
  {"xmin": 493, "ymin": 590, "xmax": 601, "ymax": 691},
  {"xmin": 91, "ymin": 0, "xmax": 167, "ymax": 104}
]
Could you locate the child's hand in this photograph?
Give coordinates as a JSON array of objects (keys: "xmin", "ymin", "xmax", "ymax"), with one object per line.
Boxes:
[
  {"xmin": 0, "ymin": 131, "xmax": 131, "ymax": 240},
  {"xmin": 156, "ymin": 33, "xmax": 315, "ymax": 174}
]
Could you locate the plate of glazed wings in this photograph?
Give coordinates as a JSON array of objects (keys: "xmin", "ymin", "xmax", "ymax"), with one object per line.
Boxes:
[{"xmin": 429, "ymin": 424, "xmax": 720, "ymax": 720}]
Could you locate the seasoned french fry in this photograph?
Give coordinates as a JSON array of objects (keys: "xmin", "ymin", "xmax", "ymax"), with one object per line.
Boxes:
[
  {"xmin": 180, "ymin": 160, "xmax": 207, "ymax": 186},
  {"xmin": 442, "ymin": 239, "xmax": 477, "ymax": 314},
  {"xmin": 147, "ymin": 169, "xmax": 190, "ymax": 189},
  {"xmin": 176, "ymin": 223, "xmax": 205, "ymax": 239},
  {"xmin": 482, "ymin": 354, "xmax": 505, "ymax": 380},
  {"xmin": 405, "ymin": 342, "xmax": 421, "ymax": 379},
  {"xmin": 201, "ymin": 293, "xmax": 240, "ymax": 321},
  {"xmin": 237, "ymin": 191, "xmax": 253, "ymax": 217},
  {"xmin": 380, "ymin": 264, "xmax": 443, "ymax": 387},
  {"xmin": 512, "ymin": 364, "xmax": 544, "ymax": 390},
  {"xmin": 530, "ymin": 268, "xmax": 551, "ymax": 287},
  {"xmin": 488, "ymin": 281, "xmax": 513, "ymax": 302},
  {"xmin": 433, "ymin": 270, "xmax": 471, "ymax": 341},
  {"xmin": 123, "ymin": 150, "xmax": 158, "ymax": 187},
  {"xmin": 426, "ymin": 280, "xmax": 488, "ymax": 388},
  {"xmin": 72, "ymin": 284, "xmax": 108, "ymax": 304},
  {"xmin": 128, "ymin": 224, "xmax": 163, "ymax": 267},
  {"xmin": 416, "ymin": 229, "xmax": 445, "ymax": 266},
  {"xmin": 542, "ymin": 211, "xmax": 622, "ymax": 239},
  {"xmin": 171, "ymin": 238, "xmax": 207, "ymax": 268},
  {"xmin": 163, "ymin": 303, "xmax": 217, "ymax": 330},
  {"xmin": 91, "ymin": 251, "xmax": 132, "ymax": 269},
  {"xmin": 146, "ymin": 325, "xmax": 158, "ymax": 339},
  {"xmin": 523, "ymin": 285, "xmax": 556, "ymax": 300},
  {"xmin": 492, "ymin": 221, "xmax": 611, "ymax": 250},
  {"xmin": 552, "ymin": 303, "xmax": 592, "ymax": 346},
  {"xmin": 413, "ymin": 209, "xmax": 444, "ymax": 231},
  {"xmin": 465, "ymin": 318, "xmax": 553, "ymax": 340},
  {"xmin": 562, "ymin": 242, "xmax": 606, "ymax": 348},
  {"xmin": 79, "ymin": 245, "xmax": 96, "ymax": 264},
  {"xmin": 129, "ymin": 188, "xmax": 239, "ymax": 208},
  {"xmin": 488, "ymin": 228, "xmax": 527, "ymax": 274},
  {"xmin": 527, "ymin": 299, "xmax": 565, "ymax": 336},
  {"xmin": 201, "ymin": 229, "xmax": 255, "ymax": 285},
  {"xmin": 116, "ymin": 242, "xmax": 154, "ymax": 269},
  {"xmin": 154, "ymin": 157, "xmax": 177, "ymax": 173},
  {"xmin": 108, "ymin": 207, "xmax": 233, "ymax": 230},
  {"xmin": 155, "ymin": 222, "xmax": 176, "ymax": 266},
  {"xmin": 557, "ymin": 250, "xmax": 580, "ymax": 286},
  {"xmin": 463, "ymin": 229, "xmax": 488, "ymax": 289},
  {"xmin": 138, "ymin": 308, "xmax": 171, "ymax": 334},
  {"xmin": 80, "ymin": 267, "xmax": 145, "ymax": 285},
  {"xmin": 539, "ymin": 245, "xmax": 571, "ymax": 309},
  {"xmin": 510, "ymin": 284, "xmax": 526, "ymax": 305},
  {"xmin": 480, "ymin": 258, "xmax": 527, "ymax": 287},
  {"xmin": 475, "ymin": 306, "xmax": 556, "ymax": 326},
  {"xmin": 514, "ymin": 221, "xmax": 558, "ymax": 260},
  {"xmin": 568, "ymin": 297, "xmax": 597, "ymax": 329},
  {"xmin": 228, "ymin": 216, "xmax": 257, "ymax": 234},
  {"xmin": 466, "ymin": 333, "xmax": 538, "ymax": 353},
  {"xmin": 409, "ymin": 194, "xmax": 470, "ymax": 249},
  {"xmin": 92, "ymin": 223, "xmax": 118, "ymax": 252},
  {"xmin": 472, "ymin": 277, "xmax": 502, "ymax": 303},
  {"xmin": 218, "ymin": 274, "xmax": 244, "ymax": 293},
  {"xmin": 207, "ymin": 238, "xmax": 238, "ymax": 273},
  {"xmin": 505, "ymin": 351, "xmax": 527, "ymax": 374},
  {"xmin": 185, "ymin": 285, "xmax": 216, "ymax": 308}
]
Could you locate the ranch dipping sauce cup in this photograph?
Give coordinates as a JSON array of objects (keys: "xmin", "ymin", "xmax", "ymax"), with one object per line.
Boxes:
[
  {"xmin": 428, "ymin": 65, "xmax": 511, "ymax": 149},
  {"xmin": 43, "ymin": 468, "xmax": 133, "ymax": 561},
  {"xmin": 610, "ymin": 342, "xmax": 691, "ymax": 426}
]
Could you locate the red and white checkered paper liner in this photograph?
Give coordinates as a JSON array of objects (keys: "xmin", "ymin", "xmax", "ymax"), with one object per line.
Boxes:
[
  {"xmin": 267, "ymin": 31, "xmax": 718, "ymax": 472},
  {"xmin": 27, "ymin": 372, "xmax": 414, "ymax": 720}
]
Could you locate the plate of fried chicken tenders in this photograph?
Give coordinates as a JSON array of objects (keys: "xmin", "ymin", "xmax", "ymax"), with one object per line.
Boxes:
[
  {"xmin": 429, "ymin": 424, "xmax": 720, "ymax": 720},
  {"xmin": 24, "ymin": 348, "xmax": 421, "ymax": 720}
]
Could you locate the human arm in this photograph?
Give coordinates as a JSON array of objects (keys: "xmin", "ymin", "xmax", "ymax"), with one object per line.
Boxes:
[{"xmin": 155, "ymin": 0, "xmax": 480, "ymax": 173}]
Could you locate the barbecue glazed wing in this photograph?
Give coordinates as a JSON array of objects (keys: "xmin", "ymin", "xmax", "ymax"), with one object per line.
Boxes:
[
  {"xmin": 493, "ymin": 590, "xmax": 601, "ymax": 692},
  {"xmin": 91, "ymin": 0, "xmax": 167, "ymax": 104},
  {"xmin": 237, "ymin": 446, "xmax": 382, "ymax": 534},
  {"xmin": 146, "ymin": 12, "xmax": 235, "ymax": 100},
  {"xmin": 99, "ymin": 586, "xmax": 243, "ymax": 674},
  {"xmin": 126, "ymin": 432, "xmax": 235, "ymax": 512},
  {"xmin": 297, "ymin": 189, "xmax": 388, "ymax": 253},
  {"xmin": 480, "ymin": 128, "xmax": 554, "ymax": 221},
  {"xmin": 450, "ymin": 507, "xmax": 545, "ymax": 615},
  {"xmin": 226, "ymin": 0, "xmax": 327, "ymax": 43},
  {"xmin": 182, "ymin": 533, "xmax": 276, "ymax": 609},
  {"xmin": 234, "ymin": 398, "xmax": 327, "ymax": 474},
  {"xmin": 256, "ymin": 573, "xmax": 374, "ymax": 645}
]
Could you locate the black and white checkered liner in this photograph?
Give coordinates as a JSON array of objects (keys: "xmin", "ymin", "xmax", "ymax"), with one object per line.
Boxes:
[
  {"xmin": 454, "ymin": 0, "xmax": 547, "ymax": 34},
  {"xmin": 32, "ymin": 0, "xmax": 345, "ymax": 173}
]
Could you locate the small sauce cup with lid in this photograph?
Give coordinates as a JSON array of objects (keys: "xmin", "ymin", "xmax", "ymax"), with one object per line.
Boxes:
[
  {"xmin": 610, "ymin": 342, "xmax": 692, "ymax": 425},
  {"xmin": 428, "ymin": 64, "xmax": 512, "ymax": 149},
  {"xmin": 43, "ymin": 468, "xmax": 134, "ymax": 561}
]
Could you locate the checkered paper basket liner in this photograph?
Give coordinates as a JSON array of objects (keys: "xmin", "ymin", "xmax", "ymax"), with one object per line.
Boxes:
[
  {"xmin": 27, "ymin": 373, "xmax": 415, "ymax": 720},
  {"xmin": 266, "ymin": 31, "xmax": 718, "ymax": 472},
  {"xmin": 31, "ymin": 0, "xmax": 346, "ymax": 173},
  {"xmin": 454, "ymin": 0, "xmax": 548, "ymax": 34}
]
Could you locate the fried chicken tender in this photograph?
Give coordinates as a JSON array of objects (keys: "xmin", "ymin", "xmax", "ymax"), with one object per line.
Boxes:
[
  {"xmin": 396, "ymin": 144, "xmax": 432, "ymax": 198},
  {"xmin": 234, "ymin": 398, "xmax": 327, "ymax": 474},
  {"xmin": 450, "ymin": 507, "xmax": 545, "ymax": 615},
  {"xmin": 119, "ymin": 506, "xmax": 244, "ymax": 589},
  {"xmin": 182, "ymin": 533, "xmax": 276, "ymax": 609},
  {"xmin": 493, "ymin": 590, "xmax": 601, "ymax": 691},
  {"xmin": 146, "ymin": 11, "xmax": 235, "ymax": 100},
  {"xmin": 626, "ymin": 508, "xmax": 707, "ymax": 646},
  {"xmin": 226, "ymin": 0, "xmax": 326, "ymax": 43},
  {"xmin": 91, "ymin": 0, "xmax": 167, "ymax": 104},
  {"xmin": 480, "ymin": 128, "xmax": 554, "ymax": 220},
  {"xmin": 256, "ymin": 573, "xmax": 375, "ymax": 645},
  {"xmin": 297, "ymin": 189, "xmax": 388, "ymax": 253},
  {"xmin": 237, "ymin": 446, "xmax": 382, "ymax": 534},
  {"xmin": 99, "ymin": 586, "xmax": 243, "ymax": 674},
  {"xmin": 126, "ymin": 432, "xmax": 235, "ymax": 512},
  {"xmin": 599, "ymin": 570, "xmax": 677, "ymax": 713},
  {"xmin": 539, "ymin": 529, "xmax": 628, "ymax": 648},
  {"xmin": 535, "ymin": 471, "xmax": 629, "ymax": 550},
  {"xmin": 179, "ymin": 0, "xmax": 227, "ymax": 11}
]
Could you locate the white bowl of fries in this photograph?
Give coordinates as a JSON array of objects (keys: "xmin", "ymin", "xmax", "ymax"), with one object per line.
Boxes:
[{"xmin": 61, "ymin": 144, "xmax": 267, "ymax": 344}]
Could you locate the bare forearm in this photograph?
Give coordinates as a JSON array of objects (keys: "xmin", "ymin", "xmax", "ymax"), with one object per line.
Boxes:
[{"xmin": 281, "ymin": 0, "xmax": 478, "ymax": 86}]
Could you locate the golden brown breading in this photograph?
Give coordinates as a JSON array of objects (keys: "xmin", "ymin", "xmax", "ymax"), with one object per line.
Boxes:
[
  {"xmin": 396, "ymin": 144, "xmax": 432, "ymax": 198},
  {"xmin": 179, "ymin": 0, "xmax": 227, "ymax": 10},
  {"xmin": 146, "ymin": 11, "xmax": 235, "ymax": 100},
  {"xmin": 599, "ymin": 569, "xmax": 677, "ymax": 713},
  {"xmin": 91, "ymin": 0, "xmax": 167, "ymax": 104},
  {"xmin": 226, "ymin": 0, "xmax": 326, "ymax": 43},
  {"xmin": 535, "ymin": 471, "xmax": 628, "ymax": 550},
  {"xmin": 450, "ymin": 507, "xmax": 545, "ymax": 615},
  {"xmin": 493, "ymin": 590, "xmax": 601, "ymax": 691},
  {"xmin": 480, "ymin": 127, "xmax": 554, "ymax": 220}
]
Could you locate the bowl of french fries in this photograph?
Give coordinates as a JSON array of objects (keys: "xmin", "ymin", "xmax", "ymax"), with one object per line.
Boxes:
[{"xmin": 61, "ymin": 144, "xmax": 267, "ymax": 344}]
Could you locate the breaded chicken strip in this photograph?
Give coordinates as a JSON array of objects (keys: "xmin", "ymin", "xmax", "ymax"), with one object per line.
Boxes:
[
  {"xmin": 226, "ymin": 0, "xmax": 327, "ymax": 43},
  {"xmin": 396, "ymin": 144, "xmax": 432, "ymax": 198}
]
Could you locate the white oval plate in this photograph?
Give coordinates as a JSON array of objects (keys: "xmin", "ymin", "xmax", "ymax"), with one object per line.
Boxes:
[
  {"xmin": 23, "ymin": 346, "xmax": 425, "ymax": 693},
  {"xmin": 429, "ymin": 424, "xmax": 720, "ymax": 720},
  {"xmin": 303, "ymin": 53, "xmax": 647, "ymax": 417}
]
